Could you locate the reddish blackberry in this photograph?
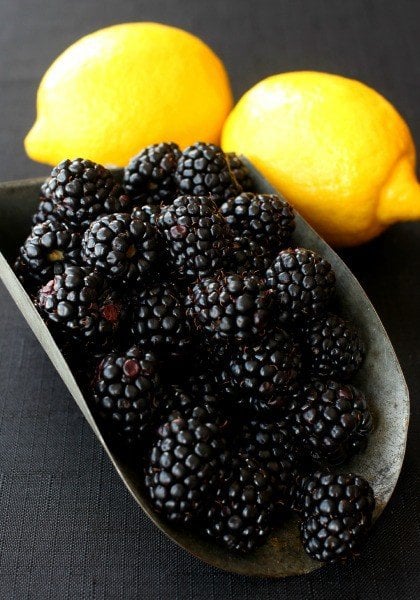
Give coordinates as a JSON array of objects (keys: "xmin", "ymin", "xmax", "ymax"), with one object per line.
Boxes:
[
  {"xmin": 123, "ymin": 142, "xmax": 181, "ymax": 205},
  {"xmin": 301, "ymin": 314, "xmax": 365, "ymax": 380},
  {"xmin": 37, "ymin": 264, "xmax": 124, "ymax": 348},
  {"xmin": 42, "ymin": 158, "xmax": 132, "ymax": 227},
  {"xmin": 92, "ymin": 346, "xmax": 161, "ymax": 446},
  {"xmin": 81, "ymin": 212, "xmax": 160, "ymax": 282},
  {"xmin": 157, "ymin": 195, "xmax": 232, "ymax": 279},
  {"xmin": 293, "ymin": 380, "xmax": 373, "ymax": 465},
  {"xmin": 295, "ymin": 471, "xmax": 375, "ymax": 562},
  {"xmin": 237, "ymin": 419, "xmax": 301, "ymax": 508},
  {"xmin": 15, "ymin": 220, "xmax": 81, "ymax": 285},
  {"xmin": 226, "ymin": 153, "xmax": 254, "ymax": 192},
  {"xmin": 175, "ymin": 142, "xmax": 241, "ymax": 205},
  {"xmin": 130, "ymin": 281, "xmax": 191, "ymax": 358},
  {"xmin": 266, "ymin": 248, "xmax": 336, "ymax": 323},
  {"xmin": 145, "ymin": 398, "xmax": 226, "ymax": 526},
  {"xmin": 203, "ymin": 457, "xmax": 274, "ymax": 553},
  {"xmin": 186, "ymin": 272, "xmax": 273, "ymax": 343},
  {"xmin": 220, "ymin": 193, "xmax": 295, "ymax": 250},
  {"xmin": 227, "ymin": 329, "xmax": 302, "ymax": 414}
]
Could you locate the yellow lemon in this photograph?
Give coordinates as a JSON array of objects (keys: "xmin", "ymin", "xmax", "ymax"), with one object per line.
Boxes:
[
  {"xmin": 25, "ymin": 23, "xmax": 233, "ymax": 167},
  {"xmin": 222, "ymin": 71, "xmax": 420, "ymax": 246}
]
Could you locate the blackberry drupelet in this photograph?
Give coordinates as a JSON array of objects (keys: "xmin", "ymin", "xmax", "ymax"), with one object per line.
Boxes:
[
  {"xmin": 186, "ymin": 272, "xmax": 274, "ymax": 343},
  {"xmin": 226, "ymin": 152, "xmax": 254, "ymax": 192},
  {"xmin": 293, "ymin": 380, "xmax": 373, "ymax": 464},
  {"xmin": 130, "ymin": 281, "xmax": 191, "ymax": 358},
  {"xmin": 157, "ymin": 195, "xmax": 232, "ymax": 279},
  {"xmin": 92, "ymin": 346, "xmax": 161, "ymax": 447},
  {"xmin": 15, "ymin": 220, "xmax": 81, "ymax": 285},
  {"xmin": 123, "ymin": 142, "xmax": 181, "ymax": 205},
  {"xmin": 204, "ymin": 457, "xmax": 275, "ymax": 553},
  {"xmin": 237, "ymin": 419, "xmax": 302, "ymax": 508},
  {"xmin": 227, "ymin": 237, "xmax": 274, "ymax": 275},
  {"xmin": 132, "ymin": 204, "xmax": 161, "ymax": 225},
  {"xmin": 266, "ymin": 247, "xmax": 336, "ymax": 323},
  {"xmin": 227, "ymin": 328, "xmax": 302, "ymax": 414},
  {"xmin": 37, "ymin": 264, "xmax": 124, "ymax": 348},
  {"xmin": 32, "ymin": 195, "xmax": 55, "ymax": 225},
  {"xmin": 81, "ymin": 212, "xmax": 161, "ymax": 282},
  {"xmin": 301, "ymin": 314, "xmax": 365, "ymax": 380},
  {"xmin": 220, "ymin": 192, "xmax": 295, "ymax": 250},
  {"xmin": 145, "ymin": 398, "xmax": 226, "ymax": 526},
  {"xmin": 175, "ymin": 142, "xmax": 241, "ymax": 205},
  {"xmin": 42, "ymin": 158, "xmax": 132, "ymax": 227},
  {"xmin": 295, "ymin": 471, "xmax": 375, "ymax": 562}
]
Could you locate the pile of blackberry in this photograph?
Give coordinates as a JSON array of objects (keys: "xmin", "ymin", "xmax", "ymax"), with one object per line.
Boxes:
[{"xmin": 15, "ymin": 141, "xmax": 375, "ymax": 564}]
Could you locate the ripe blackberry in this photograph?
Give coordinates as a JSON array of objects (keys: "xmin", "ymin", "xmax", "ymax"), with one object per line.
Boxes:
[
  {"xmin": 175, "ymin": 142, "xmax": 241, "ymax": 205},
  {"xmin": 301, "ymin": 314, "xmax": 365, "ymax": 380},
  {"xmin": 123, "ymin": 142, "xmax": 181, "ymax": 205},
  {"xmin": 157, "ymin": 195, "xmax": 232, "ymax": 279},
  {"xmin": 186, "ymin": 272, "xmax": 273, "ymax": 343},
  {"xmin": 81, "ymin": 212, "xmax": 160, "ymax": 282},
  {"xmin": 226, "ymin": 152, "xmax": 254, "ymax": 192},
  {"xmin": 92, "ymin": 346, "xmax": 161, "ymax": 446},
  {"xmin": 15, "ymin": 220, "xmax": 81, "ymax": 285},
  {"xmin": 227, "ymin": 328, "xmax": 302, "ymax": 414},
  {"xmin": 295, "ymin": 471, "xmax": 375, "ymax": 562},
  {"xmin": 145, "ymin": 399, "xmax": 226, "ymax": 526},
  {"xmin": 37, "ymin": 264, "xmax": 124, "ymax": 348},
  {"xmin": 237, "ymin": 419, "xmax": 301, "ymax": 507},
  {"xmin": 266, "ymin": 247, "xmax": 336, "ymax": 323},
  {"xmin": 293, "ymin": 380, "xmax": 373, "ymax": 464},
  {"xmin": 130, "ymin": 281, "xmax": 191, "ymax": 358},
  {"xmin": 227, "ymin": 237, "xmax": 273, "ymax": 275},
  {"xmin": 42, "ymin": 158, "xmax": 132, "ymax": 227},
  {"xmin": 204, "ymin": 457, "xmax": 274, "ymax": 553},
  {"xmin": 220, "ymin": 192, "xmax": 295, "ymax": 250}
]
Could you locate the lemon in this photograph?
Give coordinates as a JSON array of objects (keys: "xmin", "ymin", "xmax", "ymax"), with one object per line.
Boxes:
[
  {"xmin": 222, "ymin": 71, "xmax": 420, "ymax": 246},
  {"xmin": 25, "ymin": 23, "xmax": 233, "ymax": 167}
]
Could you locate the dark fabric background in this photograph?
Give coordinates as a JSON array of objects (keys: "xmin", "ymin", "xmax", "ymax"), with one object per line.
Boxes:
[{"xmin": 0, "ymin": 1, "xmax": 419, "ymax": 598}]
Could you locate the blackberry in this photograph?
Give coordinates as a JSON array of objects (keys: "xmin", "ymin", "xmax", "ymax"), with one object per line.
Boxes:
[
  {"xmin": 175, "ymin": 142, "xmax": 241, "ymax": 205},
  {"xmin": 92, "ymin": 346, "xmax": 161, "ymax": 446},
  {"xmin": 220, "ymin": 193, "xmax": 295, "ymax": 250},
  {"xmin": 81, "ymin": 212, "xmax": 160, "ymax": 282},
  {"xmin": 130, "ymin": 281, "xmax": 191, "ymax": 358},
  {"xmin": 226, "ymin": 153, "xmax": 254, "ymax": 192},
  {"xmin": 157, "ymin": 195, "xmax": 232, "ymax": 279},
  {"xmin": 186, "ymin": 272, "xmax": 273, "ymax": 343},
  {"xmin": 42, "ymin": 158, "xmax": 132, "ymax": 227},
  {"xmin": 237, "ymin": 419, "xmax": 301, "ymax": 508},
  {"xmin": 37, "ymin": 264, "xmax": 124, "ymax": 348},
  {"xmin": 204, "ymin": 457, "xmax": 274, "ymax": 553},
  {"xmin": 266, "ymin": 247, "xmax": 336, "ymax": 323},
  {"xmin": 15, "ymin": 220, "xmax": 81, "ymax": 285},
  {"xmin": 227, "ymin": 329, "xmax": 302, "ymax": 414},
  {"xmin": 123, "ymin": 142, "xmax": 181, "ymax": 205},
  {"xmin": 293, "ymin": 380, "xmax": 373, "ymax": 464},
  {"xmin": 295, "ymin": 471, "xmax": 375, "ymax": 562},
  {"xmin": 145, "ymin": 399, "xmax": 226, "ymax": 526},
  {"xmin": 301, "ymin": 314, "xmax": 365, "ymax": 380},
  {"xmin": 226, "ymin": 237, "xmax": 274, "ymax": 276}
]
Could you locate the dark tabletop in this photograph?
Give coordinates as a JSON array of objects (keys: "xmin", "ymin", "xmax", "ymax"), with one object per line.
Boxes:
[{"xmin": 0, "ymin": 1, "xmax": 419, "ymax": 598}]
